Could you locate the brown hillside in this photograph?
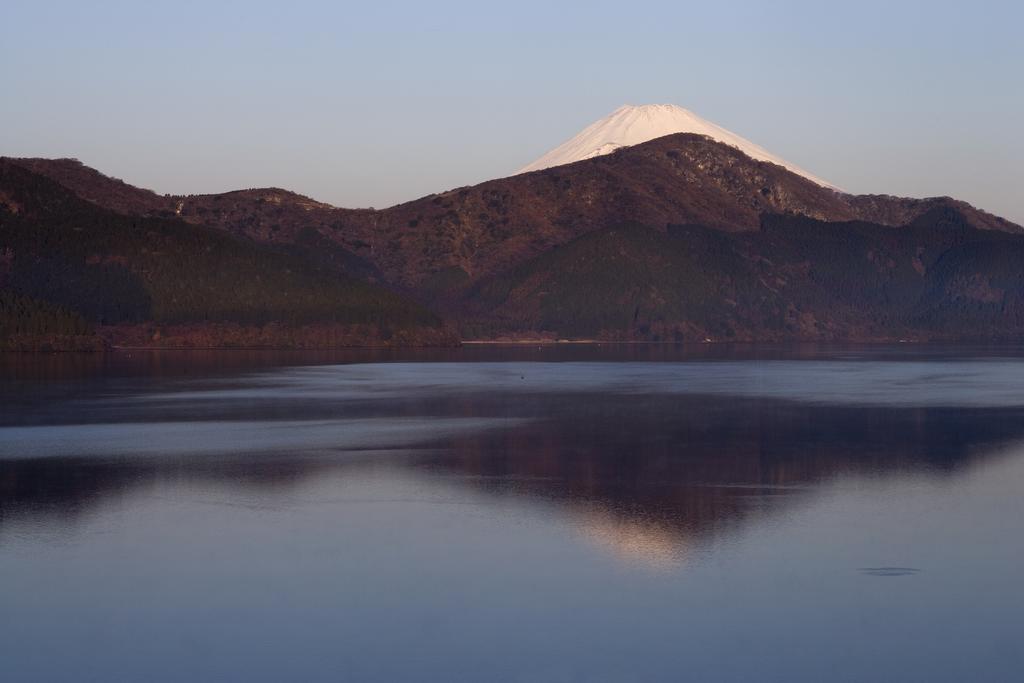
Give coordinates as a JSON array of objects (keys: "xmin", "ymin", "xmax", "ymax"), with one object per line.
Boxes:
[{"xmin": 9, "ymin": 135, "xmax": 1019, "ymax": 291}]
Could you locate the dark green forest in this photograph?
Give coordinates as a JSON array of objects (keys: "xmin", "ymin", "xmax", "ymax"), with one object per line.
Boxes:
[
  {"xmin": 0, "ymin": 161, "xmax": 441, "ymax": 347},
  {"xmin": 0, "ymin": 290, "xmax": 91, "ymax": 337},
  {"xmin": 459, "ymin": 217, "xmax": 1024, "ymax": 340}
]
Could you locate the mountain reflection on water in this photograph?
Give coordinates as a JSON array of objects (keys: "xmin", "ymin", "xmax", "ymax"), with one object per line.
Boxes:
[
  {"xmin": 5, "ymin": 350, "xmax": 1024, "ymax": 565},
  {"xmin": 3, "ymin": 347, "xmax": 1024, "ymax": 682}
]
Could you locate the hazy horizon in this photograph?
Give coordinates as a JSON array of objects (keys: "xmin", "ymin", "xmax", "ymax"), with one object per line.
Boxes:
[{"xmin": 3, "ymin": 0, "xmax": 1022, "ymax": 223}]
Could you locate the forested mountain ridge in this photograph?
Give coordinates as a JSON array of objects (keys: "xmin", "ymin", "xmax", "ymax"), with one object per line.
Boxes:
[
  {"xmin": 456, "ymin": 216, "xmax": 1024, "ymax": 341},
  {"xmin": 4, "ymin": 136, "xmax": 1023, "ymax": 348},
  {"xmin": 0, "ymin": 160, "xmax": 455, "ymax": 350},
  {"xmin": 10, "ymin": 136, "xmax": 1018, "ymax": 293}
]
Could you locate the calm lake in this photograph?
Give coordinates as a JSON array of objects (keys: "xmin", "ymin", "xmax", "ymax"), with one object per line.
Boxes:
[{"xmin": 2, "ymin": 345, "xmax": 1023, "ymax": 682}]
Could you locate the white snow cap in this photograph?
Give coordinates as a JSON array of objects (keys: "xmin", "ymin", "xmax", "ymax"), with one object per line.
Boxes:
[{"xmin": 517, "ymin": 104, "xmax": 838, "ymax": 190}]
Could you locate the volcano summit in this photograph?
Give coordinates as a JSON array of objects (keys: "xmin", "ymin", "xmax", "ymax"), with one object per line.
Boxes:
[{"xmin": 518, "ymin": 104, "xmax": 838, "ymax": 190}]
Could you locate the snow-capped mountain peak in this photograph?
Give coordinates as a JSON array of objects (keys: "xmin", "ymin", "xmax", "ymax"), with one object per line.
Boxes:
[{"xmin": 517, "ymin": 104, "xmax": 837, "ymax": 189}]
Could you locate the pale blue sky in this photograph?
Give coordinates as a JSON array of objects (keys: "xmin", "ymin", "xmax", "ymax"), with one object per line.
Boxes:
[{"xmin": 3, "ymin": 0, "xmax": 1022, "ymax": 222}]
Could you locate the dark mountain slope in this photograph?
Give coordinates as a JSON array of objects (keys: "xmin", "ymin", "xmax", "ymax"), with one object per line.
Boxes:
[
  {"xmin": 5, "ymin": 157, "xmax": 177, "ymax": 216},
  {"xmin": 846, "ymin": 194, "xmax": 1015, "ymax": 233},
  {"xmin": 456, "ymin": 216, "xmax": 1024, "ymax": 342},
  {"xmin": 4, "ymin": 158, "xmax": 382, "ymax": 283},
  {"xmin": 0, "ymin": 160, "xmax": 452, "ymax": 349}
]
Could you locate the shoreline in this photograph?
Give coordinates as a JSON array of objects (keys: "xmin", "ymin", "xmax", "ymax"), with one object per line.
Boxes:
[{"xmin": 10, "ymin": 338, "xmax": 1024, "ymax": 355}]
